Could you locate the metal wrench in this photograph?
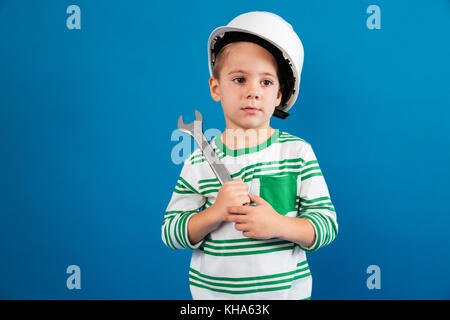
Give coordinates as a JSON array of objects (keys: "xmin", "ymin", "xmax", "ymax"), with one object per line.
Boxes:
[{"xmin": 177, "ymin": 110, "xmax": 232, "ymax": 185}]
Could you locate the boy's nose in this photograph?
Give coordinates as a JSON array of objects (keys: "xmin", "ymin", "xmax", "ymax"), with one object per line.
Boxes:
[
  {"xmin": 247, "ymin": 91, "xmax": 260, "ymax": 100},
  {"xmin": 246, "ymin": 82, "xmax": 261, "ymax": 100}
]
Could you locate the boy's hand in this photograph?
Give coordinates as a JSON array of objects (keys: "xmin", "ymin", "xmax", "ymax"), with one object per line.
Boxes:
[
  {"xmin": 213, "ymin": 178, "xmax": 251, "ymax": 220},
  {"xmin": 224, "ymin": 194, "xmax": 282, "ymax": 239}
]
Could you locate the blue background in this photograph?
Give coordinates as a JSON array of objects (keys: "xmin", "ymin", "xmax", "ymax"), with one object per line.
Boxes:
[{"xmin": 1, "ymin": 0, "xmax": 449, "ymax": 299}]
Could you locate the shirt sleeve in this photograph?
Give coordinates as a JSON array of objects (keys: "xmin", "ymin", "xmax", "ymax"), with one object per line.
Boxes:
[
  {"xmin": 297, "ymin": 143, "xmax": 338, "ymax": 252},
  {"xmin": 161, "ymin": 155, "xmax": 208, "ymax": 250}
]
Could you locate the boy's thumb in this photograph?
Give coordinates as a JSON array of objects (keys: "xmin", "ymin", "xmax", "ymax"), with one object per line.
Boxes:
[{"xmin": 248, "ymin": 194, "xmax": 267, "ymax": 205}]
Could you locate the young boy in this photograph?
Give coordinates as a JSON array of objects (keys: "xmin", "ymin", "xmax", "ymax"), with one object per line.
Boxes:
[{"xmin": 162, "ymin": 11, "xmax": 338, "ymax": 300}]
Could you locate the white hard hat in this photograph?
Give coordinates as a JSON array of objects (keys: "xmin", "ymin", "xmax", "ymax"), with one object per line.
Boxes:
[{"xmin": 207, "ymin": 11, "xmax": 304, "ymax": 118}]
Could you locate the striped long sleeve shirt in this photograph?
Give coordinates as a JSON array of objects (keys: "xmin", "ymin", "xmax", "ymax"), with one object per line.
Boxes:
[{"xmin": 162, "ymin": 129, "xmax": 338, "ymax": 299}]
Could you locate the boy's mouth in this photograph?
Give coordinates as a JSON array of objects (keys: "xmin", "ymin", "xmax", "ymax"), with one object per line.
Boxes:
[{"xmin": 241, "ymin": 106, "xmax": 261, "ymax": 114}]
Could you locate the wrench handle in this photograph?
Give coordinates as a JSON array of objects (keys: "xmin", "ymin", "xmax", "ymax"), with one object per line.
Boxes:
[
  {"xmin": 193, "ymin": 133, "xmax": 232, "ymax": 185},
  {"xmin": 178, "ymin": 111, "xmax": 254, "ymax": 205},
  {"xmin": 193, "ymin": 132, "xmax": 256, "ymax": 206}
]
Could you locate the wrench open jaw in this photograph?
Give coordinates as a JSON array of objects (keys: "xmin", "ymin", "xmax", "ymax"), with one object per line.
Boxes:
[
  {"xmin": 177, "ymin": 110, "xmax": 203, "ymax": 137},
  {"xmin": 177, "ymin": 110, "xmax": 232, "ymax": 185}
]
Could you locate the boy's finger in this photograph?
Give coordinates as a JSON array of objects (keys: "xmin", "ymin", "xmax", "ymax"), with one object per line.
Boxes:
[
  {"xmin": 242, "ymin": 231, "xmax": 254, "ymax": 238},
  {"xmin": 227, "ymin": 205, "xmax": 252, "ymax": 214},
  {"xmin": 226, "ymin": 179, "xmax": 244, "ymax": 186},
  {"xmin": 232, "ymin": 178, "xmax": 248, "ymax": 187},
  {"xmin": 225, "ymin": 213, "xmax": 248, "ymax": 223},
  {"xmin": 234, "ymin": 222, "xmax": 249, "ymax": 232},
  {"xmin": 248, "ymin": 194, "xmax": 267, "ymax": 205}
]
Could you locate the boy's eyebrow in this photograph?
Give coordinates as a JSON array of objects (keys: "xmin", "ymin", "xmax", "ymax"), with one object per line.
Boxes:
[{"xmin": 227, "ymin": 70, "xmax": 277, "ymax": 77}]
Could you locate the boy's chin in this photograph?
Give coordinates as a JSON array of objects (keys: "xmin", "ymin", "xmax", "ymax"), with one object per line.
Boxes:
[{"xmin": 233, "ymin": 118, "xmax": 269, "ymax": 130}]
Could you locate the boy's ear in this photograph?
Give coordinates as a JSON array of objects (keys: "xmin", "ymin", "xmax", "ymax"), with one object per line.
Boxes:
[
  {"xmin": 209, "ymin": 76, "xmax": 221, "ymax": 102},
  {"xmin": 276, "ymin": 87, "xmax": 282, "ymax": 106}
]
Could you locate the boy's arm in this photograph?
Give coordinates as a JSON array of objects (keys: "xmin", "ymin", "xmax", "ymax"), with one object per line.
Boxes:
[
  {"xmin": 187, "ymin": 179, "xmax": 251, "ymax": 245},
  {"xmin": 277, "ymin": 214, "xmax": 317, "ymax": 248},
  {"xmin": 162, "ymin": 150, "xmax": 216, "ymax": 250},
  {"xmin": 162, "ymin": 152, "xmax": 251, "ymax": 249},
  {"xmin": 162, "ymin": 173, "xmax": 207, "ymax": 250},
  {"xmin": 295, "ymin": 143, "xmax": 338, "ymax": 252}
]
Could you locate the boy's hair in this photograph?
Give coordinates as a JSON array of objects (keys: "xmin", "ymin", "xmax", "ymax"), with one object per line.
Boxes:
[
  {"xmin": 211, "ymin": 44, "xmax": 234, "ymax": 79},
  {"xmin": 212, "ymin": 42, "xmax": 281, "ymax": 85},
  {"xmin": 211, "ymin": 32, "xmax": 293, "ymax": 108}
]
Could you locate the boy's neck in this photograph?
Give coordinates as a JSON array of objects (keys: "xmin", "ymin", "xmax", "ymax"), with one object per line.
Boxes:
[{"xmin": 221, "ymin": 126, "xmax": 276, "ymax": 150}]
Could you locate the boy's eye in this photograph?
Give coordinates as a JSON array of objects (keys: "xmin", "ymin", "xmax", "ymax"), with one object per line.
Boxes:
[{"xmin": 232, "ymin": 78, "xmax": 274, "ymax": 86}]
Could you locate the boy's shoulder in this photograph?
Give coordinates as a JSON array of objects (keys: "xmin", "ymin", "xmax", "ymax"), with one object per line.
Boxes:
[
  {"xmin": 183, "ymin": 142, "xmax": 223, "ymax": 167},
  {"xmin": 278, "ymin": 130, "xmax": 310, "ymax": 146},
  {"xmin": 277, "ymin": 130, "xmax": 316, "ymax": 162},
  {"xmin": 185, "ymin": 147, "xmax": 207, "ymax": 165}
]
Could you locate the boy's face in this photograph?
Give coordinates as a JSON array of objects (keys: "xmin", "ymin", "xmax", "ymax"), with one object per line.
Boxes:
[{"xmin": 209, "ymin": 41, "xmax": 282, "ymax": 131}]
